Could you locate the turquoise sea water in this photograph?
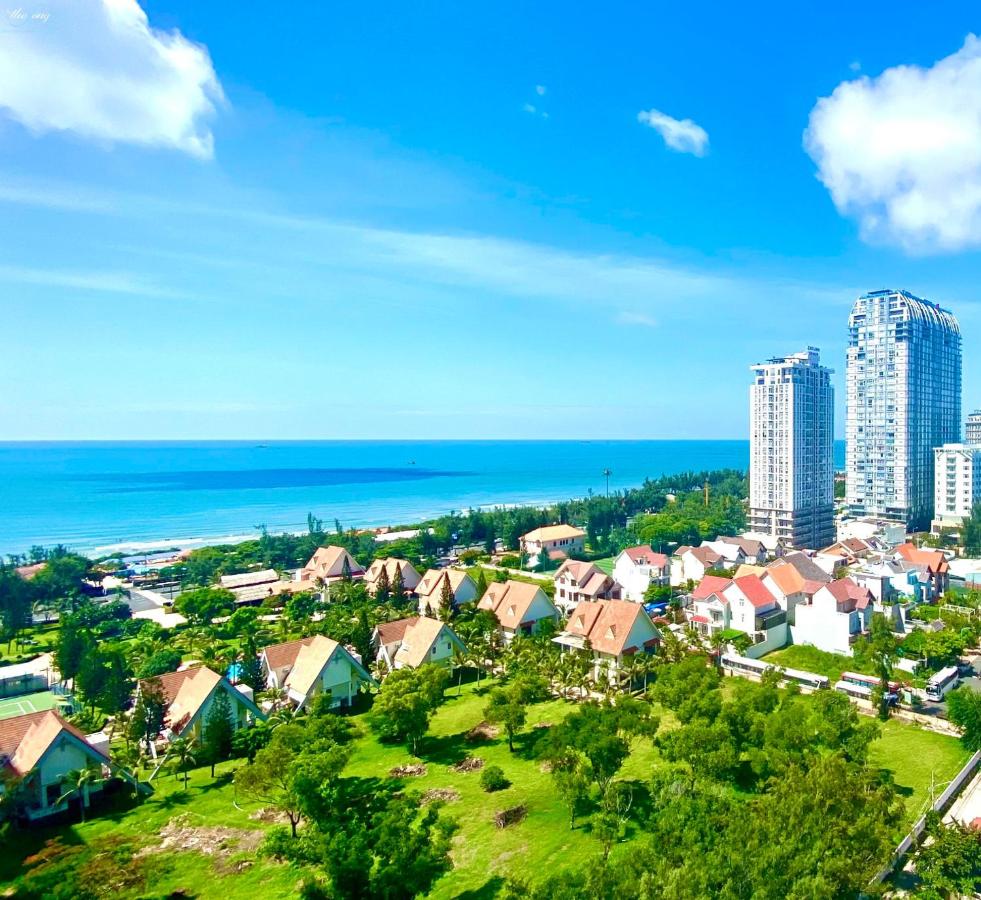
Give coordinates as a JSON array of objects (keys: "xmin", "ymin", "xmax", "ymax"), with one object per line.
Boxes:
[{"xmin": 0, "ymin": 440, "xmax": 847, "ymax": 557}]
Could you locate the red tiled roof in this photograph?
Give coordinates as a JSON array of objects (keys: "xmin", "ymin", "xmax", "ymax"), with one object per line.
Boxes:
[
  {"xmin": 691, "ymin": 575, "xmax": 732, "ymax": 600},
  {"xmin": 895, "ymin": 543, "xmax": 949, "ymax": 574},
  {"xmin": 690, "ymin": 614, "xmax": 710, "ymax": 624},
  {"xmin": 732, "ymin": 575, "xmax": 776, "ymax": 609},
  {"xmin": 622, "ymin": 546, "xmax": 668, "ymax": 568},
  {"xmin": 0, "ymin": 710, "xmax": 107, "ymax": 775},
  {"xmin": 822, "ymin": 577, "xmax": 873, "ymax": 611}
]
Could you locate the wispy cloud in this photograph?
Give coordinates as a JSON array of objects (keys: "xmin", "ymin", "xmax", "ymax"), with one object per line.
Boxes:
[
  {"xmin": 805, "ymin": 34, "xmax": 981, "ymax": 252},
  {"xmin": 0, "ymin": 0, "xmax": 224, "ymax": 158},
  {"xmin": 0, "ymin": 263, "xmax": 188, "ymax": 299},
  {"xmin": 535, "ymin": 85, "xmax": 547, "ymax": 96},
  {"xmin": 0, "ymin": 178, "xmax": 851, "ymax": 320},
  {"xmin": 616, "ymin": 311, "xmax": 658, "ymax": 328},
  {"xmin": 637, "ymin": 108, "xmax": 709, "ymax": 156}
]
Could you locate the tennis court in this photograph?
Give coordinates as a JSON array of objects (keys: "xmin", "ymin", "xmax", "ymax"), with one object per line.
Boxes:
[{"xmin": 0, "ymin": 690, "xmax": 62, "ymax": 720}]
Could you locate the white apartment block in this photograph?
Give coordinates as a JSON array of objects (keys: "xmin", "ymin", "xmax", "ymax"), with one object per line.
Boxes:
[
  {"xmin": 933, "ymin": 444, "xmax": 981, "ymax": 529},
  {"xmin": 749, "ymin": 348, "xmax": 834, "ymax": 549},
  {"xmin": 966, "ymin": 411, "xmax": 981, "ymax": 445},
  {"xmin": 846, "ymin": 290, "xmax": 961, "ymax": 531}
]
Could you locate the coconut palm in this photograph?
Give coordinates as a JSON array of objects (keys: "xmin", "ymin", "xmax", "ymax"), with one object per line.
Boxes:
[
  {"xmin": 168, "ymin": 736, "xmax": 197, "ymax": 789},
  {"xmin": 56, "ymin": 766, "xmax": 101, "ymax": 823}
]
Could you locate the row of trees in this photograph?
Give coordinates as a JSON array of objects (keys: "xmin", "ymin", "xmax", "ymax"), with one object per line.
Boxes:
[{"xmin": 156, "ymin": 468, "xmax": 748, "ymax": 587}]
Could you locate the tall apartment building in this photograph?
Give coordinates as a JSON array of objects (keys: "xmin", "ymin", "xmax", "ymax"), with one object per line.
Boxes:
[
  {"xmin": 966, "ymin": 411, "xmax": 981, "ymax": 444},
  {"xmin": 749, "ymin": 348, "xmax": 834, "ymax": 549},
  {"xmin": 933, "ymin": 444, "xmax": 981, "ymax": 529},
  {"xmin": 846, "ymin": 290, "xmax": 961, "ymax": 530}
]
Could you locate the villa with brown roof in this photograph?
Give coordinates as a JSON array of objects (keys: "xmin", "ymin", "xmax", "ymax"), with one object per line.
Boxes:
[
  {"xmin": 260, "ymin": 635, "xmax": 373, "ymax": 710},
  {"xmin": 140, "ymin": 665, "xmax": 265, "ymax": 743},
  {"xmin": 477, "ymin": 580, "xmax": 559, "ymax": 641},
  {"xmin": 299, "ymin": 546, "xmax": 365, "ymax": 587},
  {"xmin": 415, "ymin": 568, "xmax": 478, "ymax": 617},
  {"xmin": 520, "ymin": 524, "xmax": 586, "ymax": 565},
  {"xmin": 365, "ymin": 558, "xmax": 421, "ymax": 596},
  {"xmin": 894, "ymin": 543, "xmax": 950, "ymax": 601},
  {"xmin": 553, "ymin": 560, "xmax": 619, "ymax": 613},
  {"xmin": 553, "ymin": 599, "xmax": 660, "ymax": 680},
  {"xmin": 371, "ymin": 616, "xmax": 467, "ymax": 672},
  {"xmin": 0, "ymin": 710, "xmax": 112, "ymax": 820}
]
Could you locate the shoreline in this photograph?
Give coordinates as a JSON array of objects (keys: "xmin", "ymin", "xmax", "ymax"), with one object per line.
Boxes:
[{"xmin": 63, "ymin": 493, "xmax": 590, "ymax": 560}]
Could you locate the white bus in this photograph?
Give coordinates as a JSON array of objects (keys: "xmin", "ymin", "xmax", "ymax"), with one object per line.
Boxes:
[
  {"xmin": 720, "ymin": 653, "xmax": 828, "ymax": 691},
  {"xmin": 834, "ymin": 679, "xmax": 873, "ymax": 701},
  {"xmin": 841, "ymin": 671, "xmax": 900, "ymax": 693},
  {"xmin": 779, "ymin": 666, "xmax": 829, "ymax": 692},
  {"xmin": 925, "ymin": 666, "xmax": 960, "ymax": 702},
  {"xmin": 720, "ymin": 653, "xmax": 772, "ymax": 679}
]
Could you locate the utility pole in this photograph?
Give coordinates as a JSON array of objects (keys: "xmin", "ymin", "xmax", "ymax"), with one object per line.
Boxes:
[{"xmin": 602, "ymin": 468, "xmax": 612, "ymax": 498}]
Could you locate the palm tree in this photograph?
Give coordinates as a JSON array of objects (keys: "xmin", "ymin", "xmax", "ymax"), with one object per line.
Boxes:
[
  {"xmin": 56, "ymin": 766, "xmax": 101, "ymax": 823},
  {"xmin": 168, "ymin": 737, "xmax": 197, "ymax": 790},
  {"xmin": 602, "ymin": 468, "xmax": 613, "ymax": 497}
]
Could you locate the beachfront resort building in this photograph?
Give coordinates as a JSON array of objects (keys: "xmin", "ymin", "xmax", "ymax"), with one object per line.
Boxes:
[
  {"xmin": 477, "ymin": 580, "xmax": 559, "ymax": 641},
  {"xmin": 552, "ymin": 560, "xmax": 619, "ymax": 614},
  {"xmin": 793, "ymin": 578, "xmax": 874, "ymax": 656},
  {"xmin": 553, "ymin": 600, "xmax": 660, "ymax": 681},
  {"xmin": 0, "ymin": 710, "xmax": 115, "ymax": 821},
  {"xmin": 520, "ymin": 524, "xmax": 586, "ymax": 566},
  {"xmin": 846, "ymin": 290, "xmax": 961, "ymax": 530},
  {"xmin": 415, "ymin": 568, "xmax": 478, "ymax": 617},
  {"xmin": 371, "ymin": 616, "xmax": 467, "ymax": 671},
  {"xmin": 364, "ymin": 558, "xmax": 421, "ymax": 596},
  {"xmin": 260, "ymin": 635, "xmax": 374, "ymax": 710},
  {"xmin": 748, "ymin": 348, "xmax": 835, "ymax": 550},
  {"xmin": 140, "ymin": 666, "xmax": 265, "ymax": 744},
  {"xmin": 932, "ymin": 444, "xmax": 981, "ymax": 530},
  {"xmin": 299, "ymin": 546, "xmax": 365, "ymax": 587}
]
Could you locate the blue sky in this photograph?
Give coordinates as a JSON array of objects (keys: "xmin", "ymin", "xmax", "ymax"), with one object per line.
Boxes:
[{"xmin": 2, "ymin": 0, "xmax": 981, "ymax": 440}]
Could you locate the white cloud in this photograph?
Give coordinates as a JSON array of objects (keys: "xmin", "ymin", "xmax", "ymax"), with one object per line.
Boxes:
[
  {"xmin": 535, "ymin": 84, "xmax": 547, "ymax": 96},
  {"xmin": 805, "ymin": 35, "xmax": 981, "ymax": 252},
  {"xmin": 0, "ymin": 0, "xmax": 224, "ymax": 158},
  {"xmin": 523, "ymin": 103, "xmax": 537, "ymax": 114},
  {"xmin": 637, "ymin": 108, "xmax": 709, "ymax": 156},
  {"xmin": 849, "ymin": 61, "xmax": 862, "ymax": 72},
  {"xmin": 616, "ymin": 311, "xmax": 658, "ymax": 328}
]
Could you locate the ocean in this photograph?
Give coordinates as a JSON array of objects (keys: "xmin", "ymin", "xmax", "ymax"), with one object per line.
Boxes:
[{"xmin": 0, "ymin": 440, "xmax": 847, "ymax": 558}]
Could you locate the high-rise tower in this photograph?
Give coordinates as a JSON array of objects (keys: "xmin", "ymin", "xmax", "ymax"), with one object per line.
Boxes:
[
  {"xmin": 845, "ymin": 289, "xmax": 961, "ymax": 530},
  {"xmin": 749, "ymin": 348, "xmax": 834, "ymax": 548}
]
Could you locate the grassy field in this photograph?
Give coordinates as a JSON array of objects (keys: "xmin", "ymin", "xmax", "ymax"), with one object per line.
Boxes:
[
  {"xmin": 592, "ymin": 557, "xmax": 615, "ymax": 575},
  {"xmin": 868, "ymin": 718, "xmax": 972, "ymax": 824},
  {"xmin": 0, "ymin": 623, "xmax": 61, "ymax": 664},
  {"xmin": 1, "ymin": 677, "xmax": 971, "ymax": 898},
  {"xmin": 761, "ymin": 644, "xmax": 877, "ymax": 683}
]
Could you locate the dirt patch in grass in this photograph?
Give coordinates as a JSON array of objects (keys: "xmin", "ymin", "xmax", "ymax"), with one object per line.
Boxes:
[
  {"xmin": 466, "ymin": 721, "xmax": 500, "ymax": 743},
  {"xmin": 452, "ymin": 756, "xmax": 485, "ymax": 773},
  {"xmin": 249, "ymin": 807, "xmax": 291, "ymax": 825},
  {"xmin": 390, "ymin": 763, "xmax": 428, "ymax": 777},
  {"xmin": 144, "ymin": 814, "xmax": 264, "ymax": 859},
  {"xmin": 494, "ymin": 805, "xmax": 527, "ymax": 828},
  {"xmin": 422, "ymin": 788, "xmax": 461, "ymax": 803}
]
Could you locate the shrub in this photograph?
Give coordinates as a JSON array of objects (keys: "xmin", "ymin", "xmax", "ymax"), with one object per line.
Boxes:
[
  {"xmin": 498, "ymin": 555, "xmax": 521, "ymax": 569},
  {"xmin": 480, "ymin": 765, "xmax": 509, "ymax": 792}
]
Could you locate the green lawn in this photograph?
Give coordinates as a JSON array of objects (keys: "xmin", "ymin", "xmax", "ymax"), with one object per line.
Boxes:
[
  {"xmin": 2, "ymin": 676, "xmax": 971, "ymax": 898},
  {"xmin": 344, "ymin": 679, "xmax": 666, "ymax": 897},
  {"xmin": 869, "ymin": 718, "xmax": 972, "ymax": 826},
  {"xmin": 0, "ymin": 622, "xmax": 61, "ymax": 665},
  {"xmin": 761, "ymin": 644, "xmax": 876, "ymax": 683},
  {"xmin": 592, "ymin": 557, "xmax": 615, "ymax": 575}
]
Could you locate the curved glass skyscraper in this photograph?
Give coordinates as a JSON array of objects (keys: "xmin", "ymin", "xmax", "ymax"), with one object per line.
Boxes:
[{"xmin": 845, "ymin": 290, "xmax": 961, "ymax": 530}]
